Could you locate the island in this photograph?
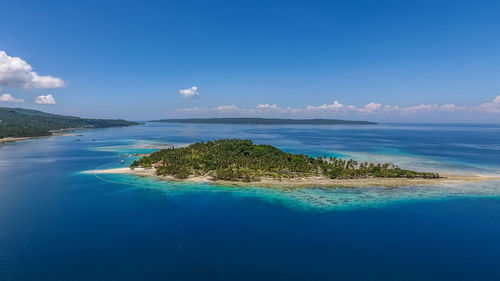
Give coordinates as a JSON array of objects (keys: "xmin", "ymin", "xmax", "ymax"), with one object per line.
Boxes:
[
  {"xmin": 0, "ymin": 107, "xmax": 141, "ymax": 143},
  {"xmin": 131, "ymin": 139, "xmax": 438, "ymax": 180},
  {"xmin": 87, "ymin": 139, "xmax": 500, "ymax": 188},
  {"xmin": 150, "ymin": 118, "xmax": 377, "ymax": 125}
]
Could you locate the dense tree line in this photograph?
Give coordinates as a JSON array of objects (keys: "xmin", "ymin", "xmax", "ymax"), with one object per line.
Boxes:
[
  {"xmin": 0, "ymin": 107, "xmax": 140, "ymax": 138},
  {"xmin": 131, "ymin": 139, "xmax": 439, "ymax": 181}
]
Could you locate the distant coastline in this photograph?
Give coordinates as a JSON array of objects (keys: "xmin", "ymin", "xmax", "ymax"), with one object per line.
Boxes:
[
  {"xmin": 1, "ymin": 127, "xmax": 100, "ymax": 145},
  {"xmin": 0, "ymin": 107, "xmax": 141, "ymax": 144},
  {"xmin": 0, "ymin": 136, "xmax": 41, "ymax": 145},
  {"xmin": 150, "ymin": 118, "xmax": 377, "ymax": 125}
]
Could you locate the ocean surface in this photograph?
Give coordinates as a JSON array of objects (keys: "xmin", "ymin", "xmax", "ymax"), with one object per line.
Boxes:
[{"xmin": 1, "ymin": 122, "xmax": 500, "ymax": 280}]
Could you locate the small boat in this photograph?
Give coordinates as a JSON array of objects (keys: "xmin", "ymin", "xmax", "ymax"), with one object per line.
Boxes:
[{"xmin": 120, "ymin": 160, "xmax": 125, "ymax": 164}]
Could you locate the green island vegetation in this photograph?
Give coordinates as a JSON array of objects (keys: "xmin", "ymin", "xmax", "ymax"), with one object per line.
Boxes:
[
  {"xmin": 131, "ymin": 139, "xmax": 439, "ymax": 181},
  {"xmin": 151, "ymin": 117, "xmax": 376, "ymax": 125},
  {"xmin": 0, "ymin": 107, "xmax": 141, "ymax": 138}
]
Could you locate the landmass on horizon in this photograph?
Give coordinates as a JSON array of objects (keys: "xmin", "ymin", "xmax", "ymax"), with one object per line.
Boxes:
[
  {"xmin": 151, "ymin": 118, "xmax": 377, "ymax": 125},
  {"xmin": 0, "ymin": 107, "xmax": 140, "ymax": 141}
]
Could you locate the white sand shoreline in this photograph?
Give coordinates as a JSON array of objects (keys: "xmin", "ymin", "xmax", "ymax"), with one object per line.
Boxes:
[
  {"xmin": 84, "ymin": 167, "xmax": 500, "ymax": 188},
  {"xmin": 0, "ymin": 128, "xmax": 83, "ymax": 145},
  {"xmin": 0, "ymin": 136, "xmax": 41, "ymax": 144}
]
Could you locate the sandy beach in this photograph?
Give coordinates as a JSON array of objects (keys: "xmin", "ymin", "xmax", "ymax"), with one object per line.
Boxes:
[
  {"xmin": 0, "ymin": 136, "xmax": 46, "ymax": 144},
  {"xmin": 85, "ymin": 167, "xmax": 500, "ymax": 188},
  {"xmin": 0, "ymin": 128, "xmax": 83, "ymax": 145}
]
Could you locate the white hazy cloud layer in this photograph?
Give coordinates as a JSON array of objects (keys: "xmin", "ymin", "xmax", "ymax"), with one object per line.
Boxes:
[
  {"xmin": 179, "ymin": 86, "xmax": 199, "ymax": 98},
  {"xmin": 178, "ymin": 96, "xmax": 500, "ymax": 118},
  {"xmin": 35, "ymin": 94, "xmax": 56, "ymax": 104},
  {"xmin": 0, "ymin": 51, "xmax": 65, "ymax": 89},
  {"xmin": 0, "ymin": 93, "xmax": 24, "ymax": 103}
]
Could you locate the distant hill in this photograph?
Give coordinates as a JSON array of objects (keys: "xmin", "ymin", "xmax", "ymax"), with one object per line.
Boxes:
[
  {"xmin": 151, "ymin": 118, "xmax": 377, "ymax": 125},
  {"xmin": 0, "ymin": 107, "xmax": 140, "ymax": 138}
]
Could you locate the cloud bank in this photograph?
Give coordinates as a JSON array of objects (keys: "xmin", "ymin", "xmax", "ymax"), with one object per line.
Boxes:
[
  {"xmin": 177, "ymin": 96, "xmax": 500, "ymax": 120},
  {"xmin": 0, "ymin": 93, "xmax": 24, "ymax": 103},
  {"xmin": 35, "ymin": 94, "xmax": 56, "ymax": 104},
  {"xmin": 0, "ymin": 51, "xmax": 65, "ymax": 89},
  {"xmin": 179, "ymin": 86, "xmax": 199, "ymax": 98}
]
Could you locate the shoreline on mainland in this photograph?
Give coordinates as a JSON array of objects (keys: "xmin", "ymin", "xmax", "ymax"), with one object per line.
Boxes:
[
  {"xmin": 0, "ymin": 136, "xmax": 42, "ymax": 144},
  {"xmin": 0, "ymin": 128, "xmax": 81, "ymax": 145},
  {"xmin": 85, "ymin": 167, "xmax": 500, "ymax": 188}
]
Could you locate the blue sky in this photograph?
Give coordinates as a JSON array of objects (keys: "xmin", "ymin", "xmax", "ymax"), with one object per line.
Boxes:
[{"xmin": 1, "ymin": 0, "xmax": 500, "ymax": 122}]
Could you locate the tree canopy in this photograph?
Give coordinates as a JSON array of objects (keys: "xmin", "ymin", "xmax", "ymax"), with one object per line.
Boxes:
[
  {"xmin": 131, "ymin": 139, "xmax": 439, "ymax": 181},
  {"xmin": 0, "ymin": 107, "xmax": 140, "ymax": 138}
]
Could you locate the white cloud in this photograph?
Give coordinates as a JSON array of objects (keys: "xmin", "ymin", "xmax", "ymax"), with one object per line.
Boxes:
[
  {"xmin": 306, "ymin": 100, "xmax": 343, "ymax": 111},
  {"xmin": 476, "ymin": 95, "xmax": 500, "ymax": 113},
  {"xmin": 179, "ymin": 86, "xmax": 199, "ymax": 98},
  {"xmin": 257, "ymin": 104, "xmax": 277, "ymax": 109},
  {"xmin": 361, "ymin": 102, "xmax": 382, "ymax": 114},
  {"xmin": 35, "ymin": 94, "xmax": 56, "ymax": 104},
  {"xmin": 306, "ymin": 100, "xmax": 383, "ymax": 114},
  {"xmin": 175, "ymin": 96, "xmax": 500, "ymax": 118},
  {"xmin": 216, "ymin": 105, "xmax": 238, "ymax": 110},
  {"xmin": 398, "ymin": 104, "xmax": 438, "ymax": 115},
  {"xmin": 0, "ymin": 51, "xmax": 66, "ymax": 89},
  {"xmin": 0, "ymin": 93, "xmax": 24, "ymax": 103},
  {"xmin": 440, "ymin": 104, "xmax": 457, "ymax": 110},
  {"xmin": 495, "ymin": 96, "xmax": 500, "ymax": 104}
]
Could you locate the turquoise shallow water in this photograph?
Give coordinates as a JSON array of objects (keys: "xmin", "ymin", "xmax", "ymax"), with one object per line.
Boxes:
[
  {"xmin": 84, "ymin": 173, "xmax": 500, "ymax": 211},
  {"xmin": 1, "ymin": 123, "xmax": 500, "ymax": 280},
  {"xmin": 83, "ymin": 122, "xmax": 500, "ymax": 210}
]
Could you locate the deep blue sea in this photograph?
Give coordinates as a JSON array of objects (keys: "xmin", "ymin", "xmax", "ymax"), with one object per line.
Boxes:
[{"xmin": 1, "ymin": 123, "xmax": 500, "ymax": 280}]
